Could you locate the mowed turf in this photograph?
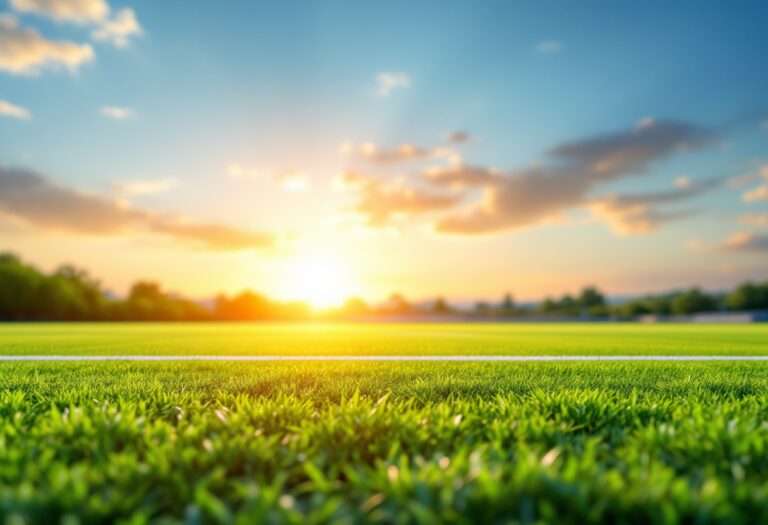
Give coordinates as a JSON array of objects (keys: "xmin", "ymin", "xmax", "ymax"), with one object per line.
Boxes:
[
  {"xmin": 0, "ymin": 322, "xmax": 767, "ymax": 355},
  {"xmin": 2, "ymin": 324, "xmax": 768, "ymax": 524}
]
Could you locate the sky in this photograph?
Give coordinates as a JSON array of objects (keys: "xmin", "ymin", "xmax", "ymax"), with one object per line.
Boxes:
[{"xmin": 1, "ymin": 0, "xmax": 767, "ymax": 306}]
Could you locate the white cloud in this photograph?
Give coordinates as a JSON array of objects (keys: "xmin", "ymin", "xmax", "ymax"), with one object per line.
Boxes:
[
  {"xmin": 0, "ymin": 14, "xmax": 94, "ymax": 75},
  {"xmin": 740, "ymin": 213, "xmax": 768, "ymax": 227},
  {"xmin": 373, "ymin": 72, "xmax": 410, "ymax": 97},
  {"xmin": 100, "ymin": 106, "xmax": 136, "ymax": 120},
  {"xmin": 720, "ymin": 231, "xmax": 768, "ymax": 253},
  {"xmin": 228, "ymin": 164, "xmax": 309, "ymax": 192},
  {"xmin": 338, "ymin": 170, "xmax": 461, "ymax": 226},
  {"xmin": 743, "ymin": 185, "xmax": 768, "ymax": 203},
  {"xmin": 0, "ymin": 99, "xmax": 31, "ymax": 119},
  {"xmin": 685, "ymin": 238, "xmax": 705, "ymax": 251},
  {"xmin": 728, "ymin": 164, "xmax": 768, "ymax": 187},
  {"xmin": 9, "ymin": 0, "xmax": 142, "ymax": 48},
  {"xmin": 113, "ymin": 178, "xmax": 177, "ymax": 197},
  {"xmin": 674, "ymin": 176, "xmax": 691, "ymax": 188},
  {"xmin": 276, "ymin": 170, "xmax": 309, "ymax": 192},
  {"xmin": 91, "ymin": 8, "xmax": 141, "ymax": 48},
  {"xmin": 536, "ymin": 41, "xmax": 561, "ymax": 54},
  {"xmin": 227, "ymin": 163, "xmax": 262, "ymax": 179},
  {"xmin": 342, "ymin": 141, "xmax": 461, "ymax": 165},
  {"xmin": 9, "ymin": 0, "xmax": 109, "ymax": 24}
]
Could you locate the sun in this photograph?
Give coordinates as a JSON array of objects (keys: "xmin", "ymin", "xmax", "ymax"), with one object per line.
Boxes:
[{"xmin": 281, "ymin": 253, "xmax": 354, "ymax": 309}]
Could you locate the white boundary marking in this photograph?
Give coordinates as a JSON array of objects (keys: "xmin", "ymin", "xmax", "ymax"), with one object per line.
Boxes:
[{"xmin": 0, "ymin": 355, "xmax": 767, "ymax": 361}]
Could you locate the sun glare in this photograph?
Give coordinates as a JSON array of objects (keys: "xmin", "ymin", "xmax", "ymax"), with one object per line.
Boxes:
[{"xmin": 281, "ymin": 253, "xmax": 354, "ymax": 309}]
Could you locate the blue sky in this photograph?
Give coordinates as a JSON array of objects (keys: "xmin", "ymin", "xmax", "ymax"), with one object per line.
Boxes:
[{"xmin": 1, "ymin": 1, "xmax": 767, "ymax": 303}]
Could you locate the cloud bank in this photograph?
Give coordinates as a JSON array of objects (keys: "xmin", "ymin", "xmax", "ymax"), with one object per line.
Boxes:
[
  {"xmin": 343, "ymin": 119, "xmax": 722, "ymax": 236},
  {"xmin": 434, "ymin": 119, "xmax": 716, "ymax": 234},
  {"xmin": 0, "ymin": 166, "xmax": 274, "ymax": 251}
]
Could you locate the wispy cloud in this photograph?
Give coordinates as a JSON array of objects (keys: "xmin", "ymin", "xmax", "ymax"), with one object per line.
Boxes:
[
  {"xmin": 9, "ymin": 0, "xmax": 109, "ymax": 24},
  {"xmin": 342, "ymin": 142, "xmax": 459, "ymax": 165},
  {"xmin": 148, "ymin": 221, "xmax": 274, "ymax": 252},
  {"xmin": 433, "ymin": 119, "xmax": 716, "ymax": 235},
  {"xmin": 0, "ymin": 14, "xmax": 94, "ymax": 75},
  {"xmin": 228, "ymin": 164, "xmax": 309, "ymax": 192},
  {"xmin": 0, "ymin": 99, "xmax": 31, "ymax": 120},
  {"xmin": 720, "ymin": 232, "xmax": 768, "ymax": 253},
  {"xmin": 425, "ymin": 164, "xmax": 501, "ymax": 188},
  {"xmin": 444, "ymin": 131, "xmax": 471, "ymax": 144},
  {"xmin": 743, "ymin": 185, "xmax": 768, "ymax": 202},
  {"xmin": 536, "ymin": 40, "xmax": 562, "ymax": 54},
  {"xmin": 100, "ymin": 106, "xmax": 136, "ymax": 120},
  {"xmin": 275, "ymin": 170, "xmax": 309, "ymax": 192},
  {"xmin": 227, "ymin": 163, "xmax": 261, "ymax": 179},
  {"xmin": 113, "ymin": 178, "xmax": 177, "ymax": 198},
  {"xmin": 740, "ymin": 213, "xmax": 768, "ymax": 227},
  {"xmin": 373, "ymin": 72, "xmax": 410, "ymax": 97},
  {"xmin": 591, "ymin": 200, "xmax": 693, "ymax": 236},
  {"xmin": 731, "ymin": 162, "xmax": 768, "ymax": 203},
  {"xmin": 0, "ymin": 166, "xmax": 275, "ymax": 251},
  {"xmin": 589, "ymin": 177, "xmax": 724, "ymax": 235}
]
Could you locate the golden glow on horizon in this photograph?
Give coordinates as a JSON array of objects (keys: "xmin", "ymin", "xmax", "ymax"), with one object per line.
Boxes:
[{"xmin": 279, "ymin": 252, "xmax": 355, "ymax": 308}]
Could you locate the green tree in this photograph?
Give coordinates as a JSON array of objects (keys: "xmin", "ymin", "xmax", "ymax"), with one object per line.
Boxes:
[
  {"xmin": 341, "ymin": 297, "xmax": 371, "ymax": 317},
  {"xmin": 215, "ymin": 291, "xmax": 273, "ymax": 320},
  {"xmin": 36, "ymin": 276, "xmax": 89, "ymax": 320},
  {"xmin": 500, "ymin": 294, "xmax": 515, "ymax": 313},
  {"xmin": 670, "ymin": 288, "xmax": 717, "ymax": 315},
  {"xmin": 725, "ymin": 282, "xmax": 768, "ymax": 311},
  {"xmin": 55, "ymin": 264, "xmax": 104, "ymax": 317},
  {"xmin": 540, "ymin": 297, "xmax": 558, "ymax": 313},
  {"xmin": 380, "ymin": 293, "xmax": 411, "ymax": 315},
  {"xmin": 558, "ymin": 294, "xmax": 579, "ymax": 316},
  {"xmin": 0, "ymin": 253, "xmax": 43, "ymax": 319},
  {"xmin": 579, "ymin": 286, "xmax": 606, "ymax": 309},
  {"xmin": 474, "ymin": 301, "xmax": 490, "ymax": 315},
  {"xmin": 432, "ymin": 297, "xmax": 451, "ymax": 314}
]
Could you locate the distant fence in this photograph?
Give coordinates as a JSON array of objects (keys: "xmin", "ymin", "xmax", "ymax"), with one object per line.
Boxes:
[
  {"xmin": 637, "ymin": 312, "xmax": 768, "ymax": 324},
  {"xmin": 350, "ymin": 312, "xmax": 768, "ymax": 324}
]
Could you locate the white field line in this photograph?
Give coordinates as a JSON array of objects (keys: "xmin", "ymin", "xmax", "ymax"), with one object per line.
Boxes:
[{"xmin": 0, "ymin": 355, "xmax": 767, "ymax": 361}]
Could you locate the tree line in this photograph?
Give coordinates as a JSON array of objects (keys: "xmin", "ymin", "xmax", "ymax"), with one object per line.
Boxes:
[
  {"xmin": 0, "ymin": 253, "xmax": 306, "ymax": 321},
  {"xmin": 0, "ymin": 252, "xmax": 766, "ymax": 321}
]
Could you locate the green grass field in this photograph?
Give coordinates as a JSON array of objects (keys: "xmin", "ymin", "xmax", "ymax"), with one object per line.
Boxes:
[
  {"xmin": 1, "ymin": 322, "xmax": 767, "ymax": 355},
  {"xmin": 2, "ymin": 323, "xmax": 768, "ymax": 524}
]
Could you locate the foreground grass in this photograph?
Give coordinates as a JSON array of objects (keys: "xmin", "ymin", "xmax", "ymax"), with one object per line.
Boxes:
[
  {"xmin": 2, "ymin": 361, "xmax": 768, "ymax": 524},
  {"xmin": 0, "ymin": 322, "xmax": 767, "ymax": 356}
]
